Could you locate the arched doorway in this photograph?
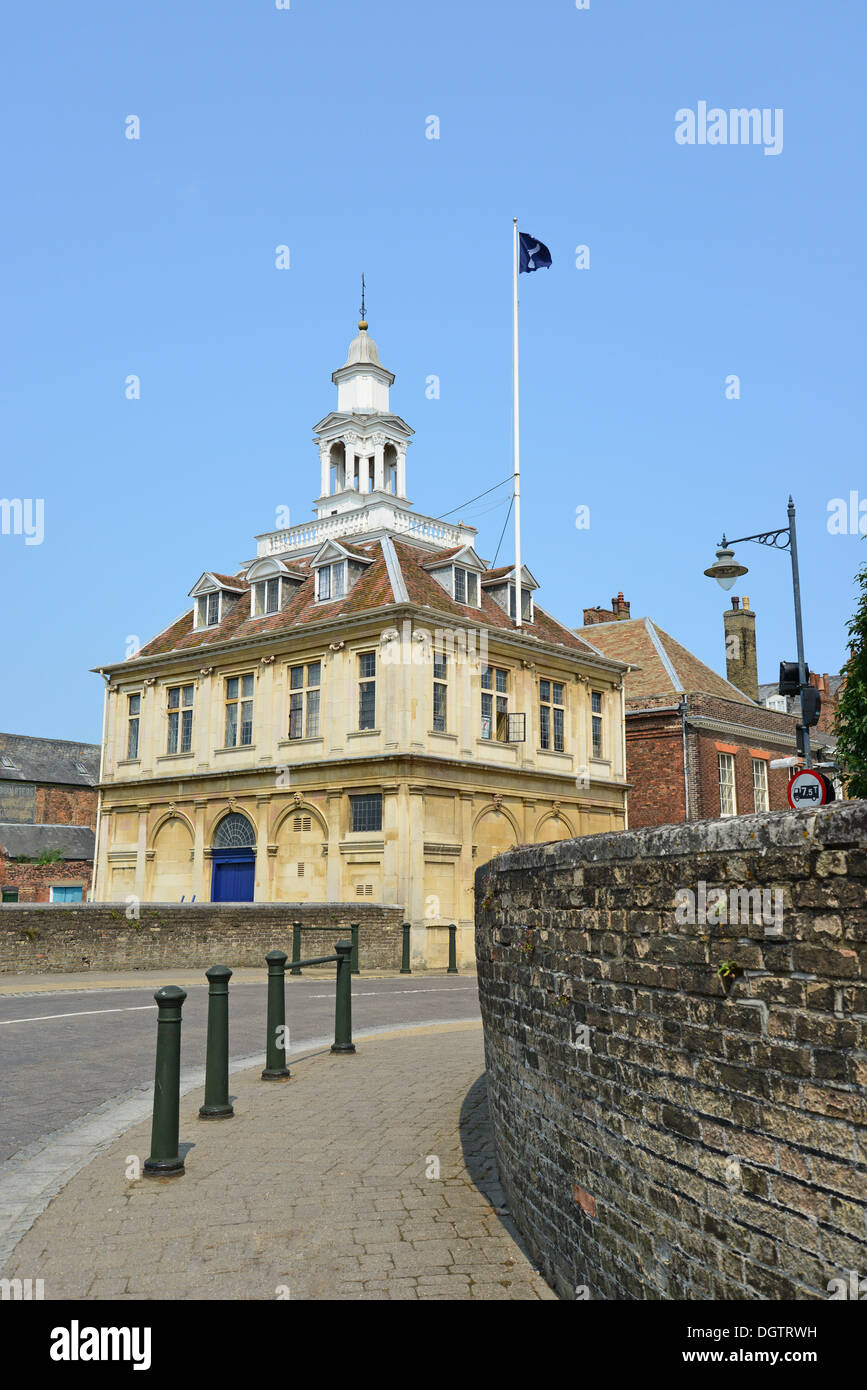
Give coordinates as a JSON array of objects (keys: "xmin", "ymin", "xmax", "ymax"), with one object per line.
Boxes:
[{"xmin": 211, "ymin": 813, "xmax": 256, "ymax": 902}]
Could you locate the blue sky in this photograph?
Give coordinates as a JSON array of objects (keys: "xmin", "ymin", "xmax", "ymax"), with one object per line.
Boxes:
[{"xmin": 1, "ymin": 1, "xmax": 864, "ymax": 742}]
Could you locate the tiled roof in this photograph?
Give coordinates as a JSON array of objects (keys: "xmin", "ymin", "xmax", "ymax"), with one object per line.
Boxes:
[
  {"xmin": 0, "ymin": 823, "xmax": 95, "ymax": 860},
  {"xmin": 576, "ymin": 617, "xmax": 755, "ymax": 706},
  {"xmin": 129, "ymin": 539, "xmax": 604, "ymax": 662},
  {"xmin": 0, "ymin": 734, "xmax": 100, "ymax": 786},
  {"xmin": 210, "ymin": 572, "xmax": 249, "ymax": 590}
]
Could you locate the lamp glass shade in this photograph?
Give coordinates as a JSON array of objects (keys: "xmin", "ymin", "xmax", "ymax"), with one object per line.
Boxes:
[{"xmin": 703, "ymin": 546, "xmax": 748, "ymax": 591}]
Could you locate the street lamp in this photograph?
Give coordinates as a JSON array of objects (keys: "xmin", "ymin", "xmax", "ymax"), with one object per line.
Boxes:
[{"xmin": 704, "ymin": 496, "xmax": 812, "ymax": 768}]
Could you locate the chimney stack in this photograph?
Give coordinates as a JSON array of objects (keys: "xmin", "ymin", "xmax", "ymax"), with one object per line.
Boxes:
[
  {"xmin": 724, "ymin": 595, "xmax": 759, "ymax": 702},
  {"xmin": 611, "ymin": 592, "xmax": 631, "ymax": 620},
  {"xmin": 581, "ymin": 592, "xmax": 631, "ymax": 626}
]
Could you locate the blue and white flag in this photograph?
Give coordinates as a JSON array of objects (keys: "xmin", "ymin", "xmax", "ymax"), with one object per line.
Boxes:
[{"xmin": 518, "ymin": 232, "xmax": 552, "ymax": 273}]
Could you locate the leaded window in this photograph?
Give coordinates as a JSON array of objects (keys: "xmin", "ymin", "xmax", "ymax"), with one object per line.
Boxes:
[
  {"xmin": 289, "ymin": 662, "xmax": 321, "ymax": 739},
  {"xmin": 350, "ymin": 793, "xmax": 382, "ymax": 833},
  {"xmin": 127, "ymin": 693, "xmax": 141, "ymax": 759},
  {"xmin": 253, "ymin": 578, "xmax": 281, "ymax": 616},
  {"xmin": 213, "ymin": 813, "xmax": 256, "ymax": 848},
  {"xmin": 481, "ymin": 666, "xmax": 509, "ymax": 740},
  {"xmin": 540, "ymin": 680, "xmax": 565, "ymax": 752},
  {"xmin": 196, "ymin": 592, "xmax": 221, "ymax": 628},
  {"xmin": 433, "ymin": 652, "xmax": 447, "ymax": 733},
  {"xmin": 225, "ymin": 674, "xmax": 254, "ymax": 747},
  {"xmin": 167, "ymin": 685, "xmax": 194, "ymax": 754},
  {"xmin": 591, "ymin": 690, "xmax": 603, "ymax": 758},
  {"xmin": 358, "ymin": 652, "xmax": 376, "ymax": 730}
]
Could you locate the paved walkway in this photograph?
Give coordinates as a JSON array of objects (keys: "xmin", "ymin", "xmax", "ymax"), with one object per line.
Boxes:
[{"xmin": 1, "ymin": 1022, "xmax": 554, "ymax": 1300}]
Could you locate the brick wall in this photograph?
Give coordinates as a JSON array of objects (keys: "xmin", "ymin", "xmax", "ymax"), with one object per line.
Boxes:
[
  {"xmin": 624, "ymin": 710, "xmax": 685, "ymax": 829},
  {"xmin": 33, "ymin": 785, "xmax": 98, "ymax": 828},
  {"xmin": 0, "ymin": 857, "xmax": 92, "ymax": 904},
  {"xmin": 0, "ymin": 902, "xmax": 406, "ymax": 974},
  {"xmin": 475, "ymin": 800, "xmax": 867, "ymax": 1301}
]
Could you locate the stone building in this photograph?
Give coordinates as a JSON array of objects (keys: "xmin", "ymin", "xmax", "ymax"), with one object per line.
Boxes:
[
  {"xmin": 0, "ymin": 733, "xmax": 99, "ymax": 903},
  {"xmin": 92, "ymin": 319, "xmax": 629, "ymax": 966},
  {"xmin": 577, "ymin": 594, "xmax": 801, "ymax": 829}
]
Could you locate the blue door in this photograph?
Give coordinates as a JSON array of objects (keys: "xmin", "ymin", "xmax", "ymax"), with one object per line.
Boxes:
[{"xmin": 211, "ymin": 851, "xmax": 255, "ymax": 902}]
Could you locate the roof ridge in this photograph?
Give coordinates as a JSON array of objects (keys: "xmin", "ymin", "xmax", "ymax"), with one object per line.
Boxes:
[
  {"xmin": 643, "ymin": 618, "xmax": 684, "ymax": 693},
  {"xmin": 380, "ymin": 536, "xmax": 408, "ymax": 603}
]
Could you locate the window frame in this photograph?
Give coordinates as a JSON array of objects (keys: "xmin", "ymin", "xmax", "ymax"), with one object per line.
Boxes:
[
  {"xmin": 508, "ymin": 583, "xmax": 533, "ymax": 622},
  {"xmin": 224, "ymin": 672, "xmax": 255, "ymax": 748},
  {"xmin": 252, "ymin": 577, "xmax": 282, "ymax": 617},
  {"xmin": 591, "ymin": 690, "xmax": 604, "ymax": 759},
  {"xmin": 358, "ymin": 651, "xmax": 376, "ymax": 731},
  {"xmin": 316, "ymin": 560, "xmax": 347, "ymax": 602},
  {"xmin": 195, "ymin": 591, "xmax": 222, "ymax": 629},
  {"xmin": 433, "ymin": 651, "xmax": 448, "ymax": 732},
  {"xmin": 539, "ymin": 678, "xmax": 566, "ymax": 752},
  {"xmin": 166, "ymin": 683, "xmax": 195, "ymax": 755},
  {"xmin": 288, "ymin": 661, "xmax": 322, "ymax": 740},
  {"xmin": 719, "ymin": 752, "xmax": 738, "ymax": 817},
  {"xmin": 50, "ymin": 885, "xmax": 83, "ymax": 903},
  {"xmin": 350, "ymin": 792, "xmax": 383, "ymax": 834},
  {"xmin": 126, "ymin": 692, "xmax": 141, "ymax": 760},
  {"xmin": 752, "ymin": 757, "xmax": 770, "ymax": 813},
  {"xmin": 481, "ymin": 665, "xmax": 510, "ymax": 741}
]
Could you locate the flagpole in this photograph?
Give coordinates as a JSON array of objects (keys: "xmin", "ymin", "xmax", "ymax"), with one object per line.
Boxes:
[{"xmin": 512, "ymin": 217, "xmax": 522, "ymax": 629}]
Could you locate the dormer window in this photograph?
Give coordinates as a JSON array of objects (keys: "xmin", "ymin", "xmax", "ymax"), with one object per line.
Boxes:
[
  {"xmin": 508, "ymin": 585, "xmax": 533, "ymax": 622},
  {"xmin": 196, "ymin": 592, "xmax": 222, "ymax": 628},
  {"xmin": 252, "ymin": 578, "xmax": 281, "ymax": 616},
  {"xmin": 317, "ymin": 561, "xmax": 346, "ymax": 601},
  {"xmin": 454, "ymin": 567, "xmax": 479, "ymax": 607}
]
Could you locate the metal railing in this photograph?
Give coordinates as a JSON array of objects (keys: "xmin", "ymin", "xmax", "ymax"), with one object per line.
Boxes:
[{"xmin": 290, "ymin": 921, "xmax": 359, "ymax": 976}]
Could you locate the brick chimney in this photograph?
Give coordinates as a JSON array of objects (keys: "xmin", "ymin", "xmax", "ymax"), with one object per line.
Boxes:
[
  {"xmin": 724, "ymin": 595, "xmax": 759, "ymax": 702},
  {"xmin": 611, "ymin": 591, "xmax": 630, "ymax": 620},
  {"xmin": 582, "ymin": 592, "xmax": 631, "ymax": 626}
]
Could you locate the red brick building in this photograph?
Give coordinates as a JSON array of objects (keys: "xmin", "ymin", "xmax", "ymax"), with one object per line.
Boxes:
[
  {"xmin": 576, "ymin": 595, "xmax": 801, "ymax": 829},
  {"xmin": 0, "ymin": 734, "xmax": 99, "ymax": 903}
]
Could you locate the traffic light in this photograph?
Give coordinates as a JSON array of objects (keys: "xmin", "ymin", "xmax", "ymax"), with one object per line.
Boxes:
[
  {"xmin": 779, "ymin": 660, "xmax": 810, "ymax": 695},
  {"xmin": 801, "ymin": 685, "xmax": 822, "ymax": 727}
]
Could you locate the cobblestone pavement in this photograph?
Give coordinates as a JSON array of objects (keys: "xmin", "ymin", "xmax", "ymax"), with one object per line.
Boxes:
[{"xmin": 1, "ymin": 1022, "xmax": 555, "ymax": 1301}]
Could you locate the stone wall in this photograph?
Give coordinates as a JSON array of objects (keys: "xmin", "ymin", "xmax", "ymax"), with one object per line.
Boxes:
[
  {"xmin": 475, "ymin": 800, "xmax": 867, "ymax": 1301},
  {"xmin": 0, "ymin": 902, "xmax": 406, "ymax": 974}
]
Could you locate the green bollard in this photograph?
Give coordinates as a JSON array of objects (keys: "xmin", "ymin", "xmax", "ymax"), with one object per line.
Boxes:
[
  {"xmin": 447, "ymin": 923, "xmax": 459, "ymax": 975},
  {"xmin": 144, "ymin": 985, "xmax": 187, "ymax": 1178},
  {"xmin": 290, "ymin": 922, "xmax": 302, "ymax": 976},
  {"xmin": 331, "ymin": 940, "xmax": 356, "ymax": 1054},
  {"xmin": 199, "ymin": 965, "xmax": 234, "ymax": 1120},
  {"xmin": 262, "ymin": 950, "xmax": 290, "ymax": 1080},
  {"xmin": 350, "ymin": 922, "xmax": 360, "ymax": 975},
  {"xmin": 400, "ymin": 922, "xmax": 412, "ymax": 974}
]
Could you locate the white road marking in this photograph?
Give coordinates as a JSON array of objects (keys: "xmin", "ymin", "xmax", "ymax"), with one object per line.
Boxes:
[
  {"xmin": 0, "ymin": 1005, "xmax": 157, "ymax": 1026},
  {"xmin": 306, "ymin": 986, "xmax": 477, "ymax": 999}
]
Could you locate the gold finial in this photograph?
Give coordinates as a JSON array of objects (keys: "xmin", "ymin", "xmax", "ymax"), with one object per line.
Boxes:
[{"xmin": 358, "ymin": 273, "xmax": 367, "ymax": 329}]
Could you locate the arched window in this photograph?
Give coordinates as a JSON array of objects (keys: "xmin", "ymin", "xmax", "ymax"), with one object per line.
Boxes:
[{"xmin": 213, "ymin": 813, "xmax": 256, "ymax": 849}]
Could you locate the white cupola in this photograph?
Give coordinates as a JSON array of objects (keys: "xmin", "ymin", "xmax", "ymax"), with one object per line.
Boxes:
[
  {"xmin": 312, "ymin": 307, "xmax": 414, "ymax": 515},
  {"xmin": 332, "ymin": 323, "xmax": 394, "ymax": 415}
]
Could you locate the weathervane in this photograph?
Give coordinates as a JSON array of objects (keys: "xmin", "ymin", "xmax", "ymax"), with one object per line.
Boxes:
[{"xmin": 359, "ymin": 273, "xmax": 367, "ymax": 329}]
